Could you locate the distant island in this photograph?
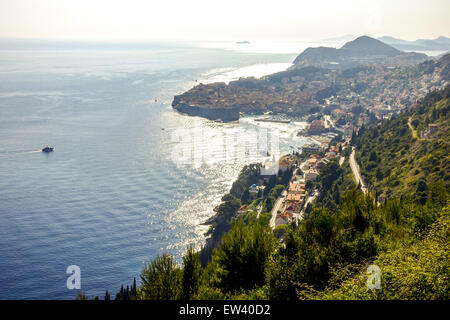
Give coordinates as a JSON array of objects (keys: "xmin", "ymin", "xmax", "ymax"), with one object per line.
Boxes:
[
  {"xmin": 172, "ymin": 36, "xmax": 449, "ymax": 123},
  {"xmin": 236, "ymin": 41, "xmax": 250, "ymax": 44}
]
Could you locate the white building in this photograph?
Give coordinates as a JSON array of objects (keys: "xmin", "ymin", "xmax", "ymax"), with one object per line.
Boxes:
[{"xmin": 304, "ymin": 169, "xmax": 319, "ymax": 181}]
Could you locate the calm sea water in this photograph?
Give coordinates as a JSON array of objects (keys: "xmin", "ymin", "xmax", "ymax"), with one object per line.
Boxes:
[{"xmin": 0, "ymin": 43, "xmax": 314, "ymax": 299}]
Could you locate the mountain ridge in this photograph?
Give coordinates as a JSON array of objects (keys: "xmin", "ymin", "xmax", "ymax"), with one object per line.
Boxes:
[
  {"xmin": 293, "ymin": 35, "xmax": 428, "ymax": 69},
  {"xmin": 378, "ymin": 35, "xmax": 450, "ymax": 51},
  {"xmin": 341, "ymin": 35, "xmax": 402, "ymax": 56}
]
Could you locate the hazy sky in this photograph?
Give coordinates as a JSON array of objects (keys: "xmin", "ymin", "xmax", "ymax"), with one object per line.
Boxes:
[{"xmin": 0, "ymin": 0, "xmax": 449, "ymax": 42}]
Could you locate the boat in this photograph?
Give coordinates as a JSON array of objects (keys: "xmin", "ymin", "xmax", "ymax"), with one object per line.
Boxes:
[
  {"xmin": 42, "ymin": 146, "xmax": 54, "ymax": 153},
  {"xmin": 254, "ymin": 118, "xmax": 291, "ymax": 124}
]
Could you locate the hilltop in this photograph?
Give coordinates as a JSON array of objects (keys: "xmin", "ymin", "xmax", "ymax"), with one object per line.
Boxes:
[
  {"xmin": 292, "ymin": 35, "xmax": 427, "ymax": 69},
  {"xmin": 341, "ymin": 35, "xmax": 401, "ymax": 56},
  {"xmin": 378, "ymin": 35, "xmax": 450, "ymax": 51}
]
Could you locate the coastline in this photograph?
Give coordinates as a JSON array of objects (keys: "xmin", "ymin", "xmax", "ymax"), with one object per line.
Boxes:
[
  {"xmin": 198, "ymin": 62, "xmax": 293, "ymax": 84},
  {"xmin": 171, "ymin": 100, "xmax": 240, "ymax": 122},
  {"xmin": 170, "ymin": 55, "xmax": 347, "ymax": 261}
]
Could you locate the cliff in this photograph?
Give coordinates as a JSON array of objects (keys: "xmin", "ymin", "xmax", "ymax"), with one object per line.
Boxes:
[{"xmin": 172, "ymin": 95, "xmax": 239, "ymax": 121}]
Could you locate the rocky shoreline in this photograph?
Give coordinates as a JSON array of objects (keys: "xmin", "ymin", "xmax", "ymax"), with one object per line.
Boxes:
[{"xmin": 172, "ymin": 99, "xmax": 240, "ymax": 122}]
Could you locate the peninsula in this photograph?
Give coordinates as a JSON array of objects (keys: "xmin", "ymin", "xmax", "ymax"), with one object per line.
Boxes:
[{"xmin": 172, "ymin": 36, "xmax": 448, "ymax": 123}]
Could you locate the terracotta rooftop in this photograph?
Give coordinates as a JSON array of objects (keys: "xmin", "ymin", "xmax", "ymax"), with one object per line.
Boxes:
[
  {"xmin": 286, "ymin": 193, "xmax": 302, "ymax": 202},
  {"xmin": 289, "ymin": 183, "xmax": 304, "ymax": 193}
]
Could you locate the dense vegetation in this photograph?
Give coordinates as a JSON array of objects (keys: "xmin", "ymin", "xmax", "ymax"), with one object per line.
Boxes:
[
  {"xmin": 312, "ymin": 158, "xmax": 354, "ymax": 211},
  {"xmin": 127, "ymin": 184, "xmax": 447, "ymax": 300},
  {"xmin": 355, "ymin": 85, "xmax": 449, "ymax": 201}
]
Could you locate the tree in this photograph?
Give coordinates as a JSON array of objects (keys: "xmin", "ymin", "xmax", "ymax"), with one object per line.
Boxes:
[
  {"xmin": 257, "ymin": 188, "xmax": 263, "ymax": 198},
  {"xmin": 215, "ymin": 197, "xmax": 241, "ymax": 222},
  {"xmin": 115, "ymin": 285, "xmax": 130, "ymax": 300},
  {"xmin": 369, "ymin": 150, "xmax": 377, "ymax": 162},
  {"xmin": 305, "ymin": 180, "xmax": 314, "ymax": 192},
  {"xmin": 182, "ymin": 246, "xmax": 203, "ymax": 299},
  {"xmin": 351, "ymin": 129, "xmax": 357, "ymax": 145},
  {"xmin": 132, "ymin": 278, "xmax": 137, "ymax": 297},
  {"xmin": 375, "ymin": 167, "xmax": 383, "ymax": 181},
  {"xmin": 222, "ymin": 193, "xmax": 236, "ymax": 202},
  {"xmin": 140, "ymin": 254, "xmax": 182, "ymax": 300},
  {"xmin": 264, "ymin": 196, "xmax": 276, "ymax": 212},
  {"xmin": 76, "ymin": 291, "xmax": 88, "ymax": 300},
  {"xmin": 209, "ymin": 218, "xmax": 276, "ymax": 293},
  {"xmin": 273, "ymin": 224, "xmax": 288, "ymax": 240},
  {"xmin": 415, "ymin": 178, "xmax": 428, "ymax": 205},
  {"xmin": 240, "ymin": 188, "xmax": 250, "ymax": 204}
]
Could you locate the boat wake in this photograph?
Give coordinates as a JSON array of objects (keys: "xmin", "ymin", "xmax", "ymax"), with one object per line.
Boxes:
[{"xmin": 0, "ymin": 150, "xmax": 44, "ymax": 158}]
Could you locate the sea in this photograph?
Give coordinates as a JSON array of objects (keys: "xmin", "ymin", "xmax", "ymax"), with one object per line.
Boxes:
[
  {"xmin": 0, "ymin": 40, "xmax": 322, "ymax": 299},
  {"xmin": 1, "ymin": 39, "xmax": 445, "ymax": 299}
]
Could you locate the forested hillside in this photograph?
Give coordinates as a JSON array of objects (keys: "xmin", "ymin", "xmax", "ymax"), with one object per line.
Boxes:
[
  {"xmin": 89, "ymin": 87, "xmax": 449, "ymax": 301},
  {"xmin": 355, "ymin": 85, "xmax": 449, "ymax": 201}
]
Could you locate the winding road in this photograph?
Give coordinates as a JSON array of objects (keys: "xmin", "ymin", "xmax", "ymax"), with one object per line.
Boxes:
[
  {"xmin": 408, "ymin": 116, "xmax": 419, "ymax": 139},
  {"xmin": 269, "ymin": 190, "xmax": 287, "ymax": 229},
  {"xmin": 349, "ymin": 147, "xmax": 367, "ymax": 195}
]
